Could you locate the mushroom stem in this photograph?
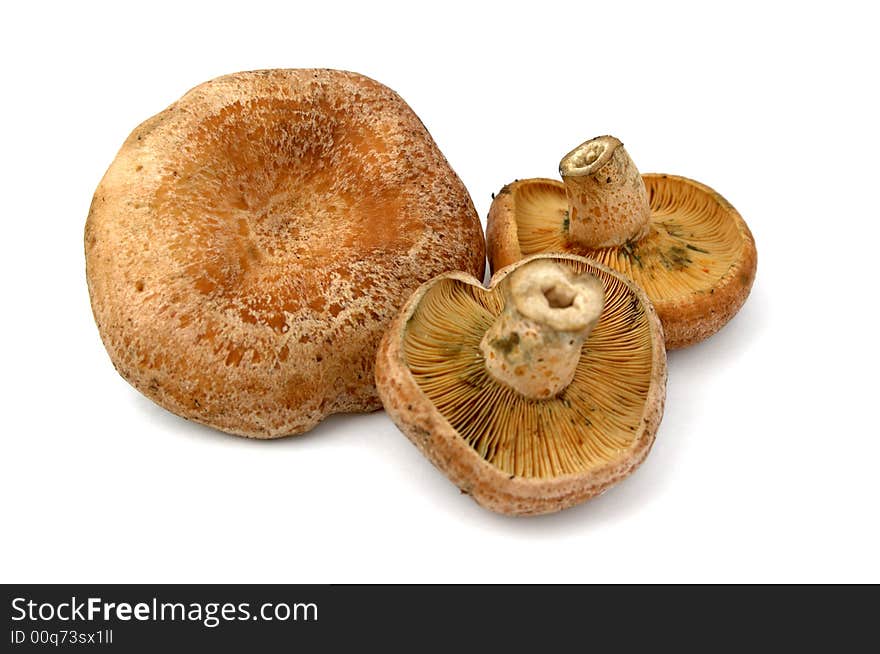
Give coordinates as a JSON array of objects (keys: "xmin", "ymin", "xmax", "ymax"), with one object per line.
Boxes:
[
  {"xmin": 479, "ymin": 260, "xmax": 604, "ymax": 399},
  {"xmin": 559, "ymin": 135, "xmax": 652, "ymax": 248}
]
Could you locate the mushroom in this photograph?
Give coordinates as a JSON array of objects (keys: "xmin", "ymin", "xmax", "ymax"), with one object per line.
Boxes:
[
  {"xmin": 376, "ymin": 254, "xmax": 666, "ymax": 516},
  {"xmin": 486, "ymin": 135, "xmax": 757, "ymax": 348},
  {"xmin": 85, "ymin": 69, "xmax": 485, "ymax": 438}
]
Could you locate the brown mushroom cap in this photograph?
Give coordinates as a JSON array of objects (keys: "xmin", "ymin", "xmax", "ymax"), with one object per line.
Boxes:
[
  {"xmin": 85, "ymin": 69, "xmax": 485, "ymax": 438},
  {"xmin": 376, "ymin": 254, "xmax": 666, "ymax": 516},
  {"xmin": 487, "ymin": 174, "xmax": 757, "ymax": 349}
]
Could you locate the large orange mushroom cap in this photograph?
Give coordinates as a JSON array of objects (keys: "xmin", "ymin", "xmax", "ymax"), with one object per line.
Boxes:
[{"xmin": 85, "ymin": 69, "xmax": 485, "ymax": 437}]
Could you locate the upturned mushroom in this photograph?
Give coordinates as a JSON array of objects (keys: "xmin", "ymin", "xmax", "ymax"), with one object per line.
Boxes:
[
  {"xmin": 486, "ymin": 136, "xmax": 757, "ymax": 348},
  {"xmin": 85, "ymin": 69, "xmax": 485, "ymax": 438},
  {"xmin": 376, "ymin": 254, "xmax": 666, "ymax": 516}
]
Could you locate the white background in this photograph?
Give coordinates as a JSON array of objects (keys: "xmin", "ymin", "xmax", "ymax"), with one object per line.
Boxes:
[{"xmin": 2, "ymin": 1, "xmax": 878, "ymax": 583}]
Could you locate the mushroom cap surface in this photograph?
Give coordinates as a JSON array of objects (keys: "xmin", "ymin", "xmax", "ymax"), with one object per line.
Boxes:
[
  {"xmin": 375, "ymin": 254, "xmax": 666, "ymax": 516},
  {"xmin": 86, "ymin": 69, "xmax": 485, "ymax": 437},
  {"xmin": 486, "ymin": 174, "xmax": 757, "ymax": 348}
]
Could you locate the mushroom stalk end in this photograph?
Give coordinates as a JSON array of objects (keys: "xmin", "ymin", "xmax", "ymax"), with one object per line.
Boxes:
[
  {"xmin": 559, "ymin": 135, "xmax": 652, "ymax": 248},
  {"xmin": 479, "ymin": 260, "xmax": 604, "ymax": 399}
]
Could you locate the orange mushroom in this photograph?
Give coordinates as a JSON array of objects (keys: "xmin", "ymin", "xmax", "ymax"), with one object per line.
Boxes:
[
  {"xmin": 487, "ymin": 136, "xmax": 757, "ymax": 348},
  {"xmin": 376, "ymin": 254, "xmax": 666, "ymax": 515},
  {"xmin": 85, "ymin": 69, "xmax": 485, "ymax": 437}
]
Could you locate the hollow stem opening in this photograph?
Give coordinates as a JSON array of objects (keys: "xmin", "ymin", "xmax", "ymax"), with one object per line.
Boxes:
[{"xmin": 543, "ymin": 285, "xmax": 575, "ymax": 309}]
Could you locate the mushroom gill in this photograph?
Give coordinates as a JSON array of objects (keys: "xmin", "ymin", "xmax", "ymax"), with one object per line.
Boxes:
[
  {"xmin": 402, "ymin": 258, "xmax": 655, "ymax": 479},
  {"xmin": 515, "ymin": 175, "xmax": 746, "ymax": 304}
]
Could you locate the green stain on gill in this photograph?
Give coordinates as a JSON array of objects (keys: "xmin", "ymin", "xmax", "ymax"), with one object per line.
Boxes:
[
  {"xmin": 626, "ymin": 295, "xmax": 643, "ymax": 326},
  {"xmin": 662, "ymin": 221, "xmax": 686, "ymax": 238},
  {"xmin": 458, "ymin": 370, "xmax": 485, "ymax": 389},
  {"xmin": 622, "ymin": 239, "xmax": 643, "ymax": 267},
  {"xmin": 660, "ymin": 245, "xmax": 692, "ymax": 271},
  {"xmin": 664, "ymin": 221, "xmax": 710, "ymax": 255}
]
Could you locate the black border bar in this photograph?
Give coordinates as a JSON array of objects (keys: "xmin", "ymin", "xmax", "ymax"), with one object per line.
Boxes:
[{"xmin": 3, "ymin": 584, "xmax": 877, "ymax": 650}]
